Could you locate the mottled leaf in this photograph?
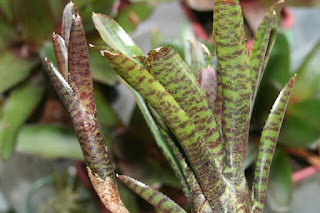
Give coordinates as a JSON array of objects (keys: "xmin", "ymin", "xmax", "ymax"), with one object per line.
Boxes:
[
  {"xmin": 292, "ymin": 40, "xmax": 320, "ymax": 101},
  {"xmin": 252, "ymin": 75, "xmax": 295, "ymax": 212},
  {"xmin": 92, "ymin": 13, "xmax": 144, "ymax": 59},
  {"xmin": 213, "ymin": 0, "xmax": 251, "ymax": 206},
  {"xmin": 279, "ymin": 99, "xmax": 320, "ymax": 148},
  {"xmin": 250, "ymin": 1, "xmax": 284, "ymax": 109},
  {"xmin": 0, "ymin": 77, "xmax": 44, "ymax": 159},
  {"xmin": 0, "ymin": 51, "xmax": 38, "ymax": 94},
  {"xmin": 101, "ymin": 47, "xmax": 242, "ymax": 212},
  {"xmin": 264, "ymin": 148, "xmax": 293, "ymax": 213},
  {"xmin": 118, "ymin": 175, "xmax": 186, "ymax": 213},
  {"xmin": 115, "ymin": 3, "xmax": 155, "ymax": 34},
  {"xmin": 16, "ymin": 124, "xmax": 83, "ymax": 160}
]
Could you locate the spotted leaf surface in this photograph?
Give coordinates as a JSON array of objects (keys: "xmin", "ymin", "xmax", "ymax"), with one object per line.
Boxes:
[
  {"xmin": 252, "ymin": 75, "xmax": 296, "ymax": 212},
  {"xmin": 118, "ymin": 175, "xmax": 187, "ymax": 213}
]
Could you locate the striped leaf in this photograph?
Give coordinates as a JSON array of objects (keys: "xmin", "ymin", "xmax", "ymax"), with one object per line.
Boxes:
[
  {"xmin": 100, "ymin": 47, "xmax": 244, "ymax": 211},
  {"xmin": 147, "ymin": 106, "xmax": 212, "ymax": 212},
  {"xmin": 213, "ymin": 0, "xmax": 251, "ymax": 207},
  {"xmin": 92, "ymin": 13, "xmax": 144, "ymax": 59},
  {"xmin": 158, "ymin": 128, "xmax": 212, "ymax": 212},
  {"xmin": 252, "ymin": 75, "xmax": 296, "ymax": 212},
  {"xmin": 148, "ymin": 46, "xmax": 224, "ymax": 169},
  {"xmin": 45, "ymin": 12, "xmax": 114, "ymax": 182},
  {"xmin": 117, "ymin": 175, "xmax": 186, "ymax": 213},
  {"xmin": 250, "ymin": 0, "xmax": 284, "ymax": 111},
  {"xmin": 126, "ymin": 84, "xmax": 191, "ymax": 199}
]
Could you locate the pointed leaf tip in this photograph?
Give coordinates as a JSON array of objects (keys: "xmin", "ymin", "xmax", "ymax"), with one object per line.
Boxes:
[
  {"xmin": 68, "ymin": 12, "xmax": 95, "ymax": 113},
  {"xmin": 252, "ymin": 74, "xmax": 296, "ymax": 212}
]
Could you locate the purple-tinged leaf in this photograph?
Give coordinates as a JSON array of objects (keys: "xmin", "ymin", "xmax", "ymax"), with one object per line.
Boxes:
[
  {"xmin": 68, "ymin": 14, "xmax": 95, "ymax": 114},
  {"xmin": 199, "ymin": 67, "xmax": 218, "ymax": 113},
  {"xmin": 61, "ymin": 1, "xmax": 77, "ymax": 47},
  {"xmin": 118, "ymin": 175, "xmax": 186, "ymax": 213},
  {"xmin": 52, "ymin": 33, "xmax": 68, "ymax": 81},
  {"xmin": 252, "ymin": 75, "xmax": 296, "ymax": 212}
]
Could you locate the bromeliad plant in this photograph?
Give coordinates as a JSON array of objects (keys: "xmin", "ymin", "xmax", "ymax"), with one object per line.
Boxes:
[{"xmin": 45, "ymin": 0, "xmax": 296, "ymax": 212}]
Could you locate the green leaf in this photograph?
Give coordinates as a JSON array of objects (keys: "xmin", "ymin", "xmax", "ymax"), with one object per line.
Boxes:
[
  {"xmin": 92, "ymin": 13, "xmax": 144, "ymax": 59},
  {"xmin": 252, "ymin": 75, "xmax": 295, "ymax": 212},
  {"xmin": 89, "ymin": 47, "xmax": 119, "ymax": 85},
  {"xmin": 148, "ymin": 45, "xmax": 224, "ymax": 168},
  {"xmin": 115, "ymin": 3, "xmax": 155, "ymax": 35},
  {"xmin": 292, "ymin": 40, "xmax": 320, "ymax": 101},
  {"xmin": 0, "ymin": 76, "xmax": 44, "ymax": 159},
  {"xmin": 127, "ymin": 85, "xmax": 191, "ymax": 198},
  {"xmin": 0, "ymin": 51, "xmax": 38, "ymax": 94},
  {"xmin": 250, "ymin": 1, "xmax": 284, "ymax": 110},
  {"xmin": 16, "ymin": 124, "xmax": 83, "ymax": 160},
  {"xmin": 101, "ymin": 47, "xmax": 243, "ymax": 212},
  {"xmin": 117, "ymin": 175, "xmax": 186, "ymax": 213},
  {"xmin": 279, "ymin": 99, "xmax": 320, "ymax": 148},
  {"xmin": 213, "ymin": 0, "xmax": 251, "ymax": 207},
  {"xmin": 263, "ymin": 32, "xmax": 291, "ymax": 88},
  {"xmin": 265, "ymin": 148, "xmax": 293, "ymax": 213},
  {"xmin": 75, "ymin": 0, "xmax": 117, "ymax": 32}
]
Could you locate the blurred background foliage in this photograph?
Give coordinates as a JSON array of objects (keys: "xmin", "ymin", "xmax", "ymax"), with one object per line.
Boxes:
[{"xmin": 0, "ymin": 0, "xmax": 319, "ymax": 212}]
